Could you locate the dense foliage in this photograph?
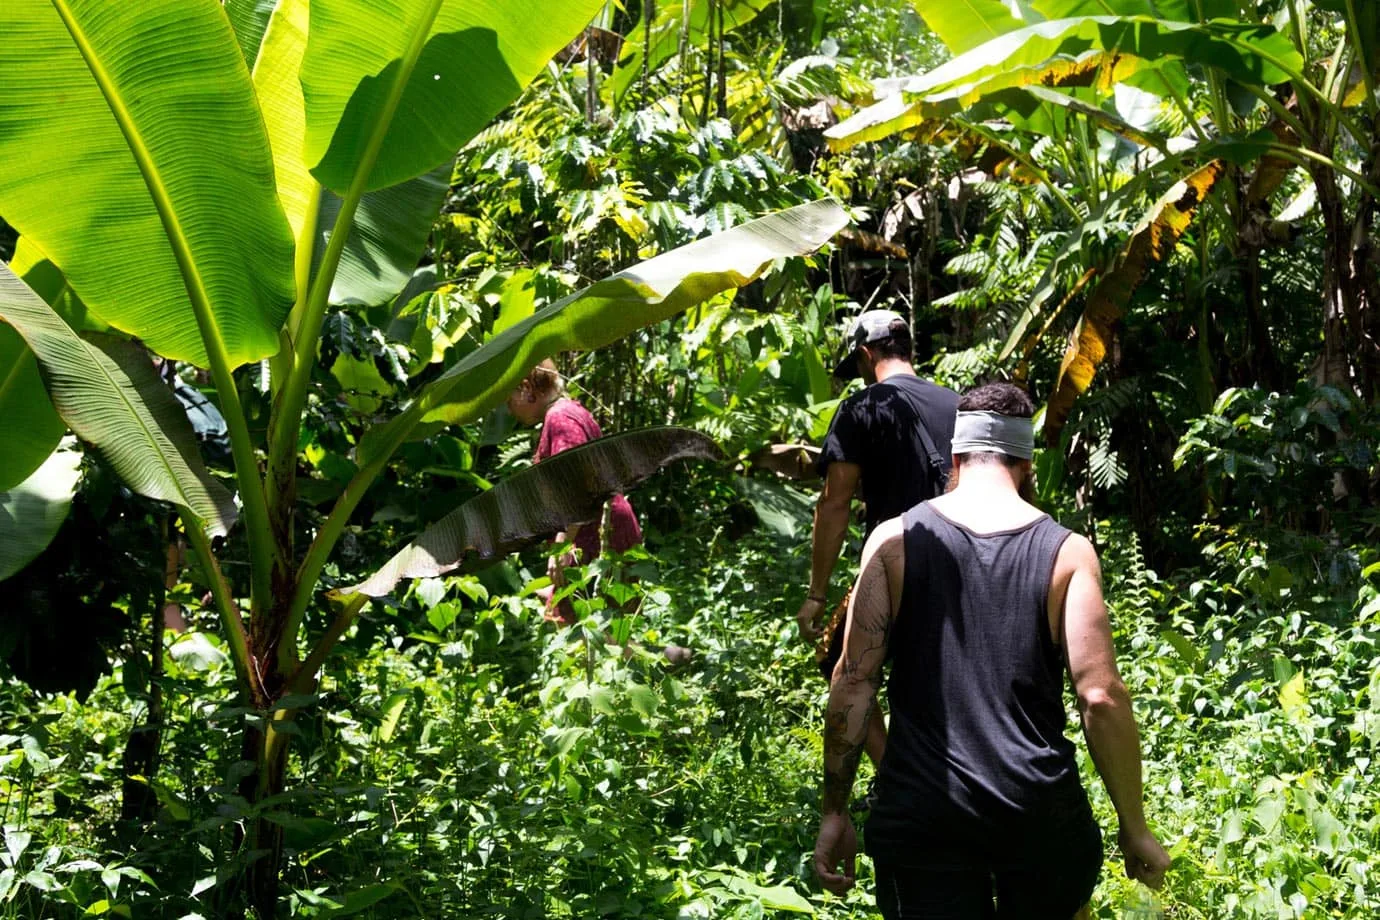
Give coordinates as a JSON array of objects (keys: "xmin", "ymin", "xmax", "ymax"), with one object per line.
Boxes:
[{"xmin": 3, "ymin": 0, "xmax": 1379, "ymax": 917}]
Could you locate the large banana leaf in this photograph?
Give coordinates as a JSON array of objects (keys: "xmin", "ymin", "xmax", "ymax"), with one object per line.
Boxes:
[
  {"xmin": 1032, "ymin": 0, "xmax": 1238, "ymax": 20},
  {"xmin": 301, "ymin": 0, "xmax": 607, "ymax": 194},
  {"xmin": 254, "ymin": 0, "xmax": 450, "ymax": 312},
  {"xmin": 349, "ymin": 427, "xmax": 720, "ymax": 597},
  {"xmin": 0, "ymin": 445, "xmax": 83, "ymax": 583},
  {"xmin": 319, "ymin": 167, "xmax": 451, "ymax": 307},
  {"xmin": 356, "ymin": 199, "xmax": 850, "ymax": 466},
  {"xmin": 608, "ymin": 0, "xmax": 776, "ymax": 102},
  {"xmin": 0, "ymin": 325, "xmax": 64, "ymax": 493},
  {"xmin": 1044, "ymin": 160, "xmax": 1226, "ymax": 440},
  {"xmin": 825, "ymin": 16, "xmax": 1299, "ymax": 151},
  {"xmin": 0, "ymin": 1, "xmax": 296, "ymax": 368},
  {"xmin": 0, "ymin": 264, "xmax": 236, "ymax": 537},
  {"xmin": 0, "ymin": 239, "xmax": 110, "ymax": 491}
]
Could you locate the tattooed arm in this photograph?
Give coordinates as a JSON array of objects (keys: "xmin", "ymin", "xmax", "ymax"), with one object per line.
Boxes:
[
  {"xmin": 822, "ymin": 515, "xmax": 905, "ymax": 813},
  {"xmin": 814, "ymin": 517, "xmax": 905, "ymax": 893}
]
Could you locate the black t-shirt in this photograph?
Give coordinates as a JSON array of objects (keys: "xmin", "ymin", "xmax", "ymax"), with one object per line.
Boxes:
[{"xmin": 816, "ymin": 375, "xmax": 959, "ymax": 537}]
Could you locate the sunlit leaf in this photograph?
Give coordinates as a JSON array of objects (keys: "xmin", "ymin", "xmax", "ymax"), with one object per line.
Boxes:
[
  {"xmin": 356, "ymin": 199, "xmax": 849, "ymax": 464},
  {"xmin": 826, "ymin": 16, "xmax": 1299, "ymax": 152},
  {"xmin": 0, "ymin": 0, "xmax": 296, "ymax": 366},
  {"xmin": 302, "ymin": 0, "xmax": 606, "ymax": 194}
]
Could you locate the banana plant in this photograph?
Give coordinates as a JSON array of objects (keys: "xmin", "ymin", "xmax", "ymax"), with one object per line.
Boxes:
[{"xmin": 0, "ymin": 0, "xmax": 847, "ymax": 911}]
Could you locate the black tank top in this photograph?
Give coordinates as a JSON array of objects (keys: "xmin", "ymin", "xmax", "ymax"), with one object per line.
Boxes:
[{"xmin": 865, "ymin": 502, "xmax": 1081, "ymax": 859}]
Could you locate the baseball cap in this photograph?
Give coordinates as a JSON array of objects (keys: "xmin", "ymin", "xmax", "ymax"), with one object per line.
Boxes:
[{"xmin": 833, "ymin": 309, "xmax": 907, "ymax": 379}]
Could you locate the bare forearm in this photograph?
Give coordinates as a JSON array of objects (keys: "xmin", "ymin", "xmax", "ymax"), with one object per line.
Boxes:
[
  {"xmin": 1081, "ymin": 682, "xmax": 1148, "ymax": 832},
  {"xmin": 823, "ymin": 679, "xmax": 875, "ymax": 815},
  {"xmin": 810, "ymin": 499, "xmax": 849, "ymax": 597}
]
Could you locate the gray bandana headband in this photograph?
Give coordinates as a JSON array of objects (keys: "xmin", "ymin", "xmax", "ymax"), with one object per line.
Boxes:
[{"xmin": 951, "ymin": 410, "xmax": 1035, "ymax": 460}]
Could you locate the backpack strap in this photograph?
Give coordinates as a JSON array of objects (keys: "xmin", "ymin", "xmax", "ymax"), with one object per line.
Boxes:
[{"xmin": 886, "ymin": 381, "xmax": 947, "ymax": 498}]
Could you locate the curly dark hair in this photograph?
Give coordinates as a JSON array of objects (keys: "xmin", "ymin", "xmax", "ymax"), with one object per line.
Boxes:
[{"xmin": 957, "ymin": 381, "xmax": 1035, "ymax": 418}]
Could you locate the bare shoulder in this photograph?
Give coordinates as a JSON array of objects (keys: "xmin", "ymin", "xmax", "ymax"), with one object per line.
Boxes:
[
  {"xmin": 862, "ymin": 516, "xmax": 905, "ymax": 565},
  {"xmin": 1051, "ymin": 532, "xmax": 1101, "ymax": 602},
  {"xmin": 1056, "ymin": 531, "xmax": 1100, "ymax": 570}
]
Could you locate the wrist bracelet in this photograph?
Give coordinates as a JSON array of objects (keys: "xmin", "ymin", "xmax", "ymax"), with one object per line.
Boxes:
[{"xmin": 808, "ymin": 593, "xmax": 827, "ymax": 603}]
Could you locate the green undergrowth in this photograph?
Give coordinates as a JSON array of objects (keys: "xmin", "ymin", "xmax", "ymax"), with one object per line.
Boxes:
[{"xmin": 3, "ymin": 499, "xmax": 1379, "ymax": 917}]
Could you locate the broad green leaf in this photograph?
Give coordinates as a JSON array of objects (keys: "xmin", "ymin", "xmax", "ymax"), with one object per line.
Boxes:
[
  {"xmin": 911, "ymin": 0, "xmax": 1038, "ymax": 53},
  {"xmin": 0, "ymin": 324, "xmax": 64, "ymax": 493},
  {"xmin": 378, "ymin": 691, "xmax": 409, "ymax": 742},
  {"xmin": 0, "ymin": 264, "xmax": 237, "ymax": 537},
  {"xmin": 1, "ymin": 239, "xmax": 105, "ymax": 491},
  {"xmin": 627, "ymin": 683, "xmax": 659, "ymax": 720},
  {"xmin": 826, "ymin": 16, "xmax": 1299, "ymax": 151},
  {"xmin": 301, "ymin": 0, "xmax": 607, "ymax": 194},
  {"xmin": 349, "ymin": 427, "xmax": 720, "ymax": 597},
  {"xmin": 609, "ymin": 0, "xmax": 776, "ymax": 101},
  {"xmin": 256, "ymin": 0, "xmax": 449, "ymax": 310},
  {"xmin": 319, "ymin": 166, "xmax": 450, "ymax": 307},
  {"xmin": 0, "ymin": 445, "xmax": 82, "ymax": 582},
  {"xmin": 735, "ymin": 476, "xmax": 816, "ymax": 540},
  {"xmin": 8, "ymin": 239, "xmax": 104, "ymax": 334},
  {"xmin": 358, "ymin": 199, "xmax": 849, "ymax": 463},
  {"xmin": 225, "ymin": 0, "xmax": 283, "ymax": 65},
  {"xmin": 1032, "ymin": 0, "xmax": 1238, "ymax": 21},
  {"xmin": 0, "ymin": 0, "xmax": 296, "ymax": 367},
  {"xmin": 1280, "ymin": 669, "xmax": 1308, "ymax": 719},
  {"xmin": 1045, "ymin": 160, "xmax": 1226, "ymax": 440}
]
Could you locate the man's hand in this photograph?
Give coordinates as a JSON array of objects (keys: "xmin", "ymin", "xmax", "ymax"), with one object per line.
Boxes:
[
  {"xmin": 813, "ymin": 812, "xmax": 857, "ymax": 894},
  {"xmin": 796, "ymin": 597, "xmax": 827, "ymax": 642},
  {"xmin": 1118, "ymin": 825, "xmax": 1170, "ymax": 889}
]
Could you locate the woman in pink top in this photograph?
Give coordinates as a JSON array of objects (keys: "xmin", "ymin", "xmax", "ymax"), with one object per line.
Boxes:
[
  {"xmin": 506, "ymin": 359, "xmax": 642, "ymax": 623},
  {"xmin": 506, "ymin": 360, "xmax": 691, "ymax": 665}
]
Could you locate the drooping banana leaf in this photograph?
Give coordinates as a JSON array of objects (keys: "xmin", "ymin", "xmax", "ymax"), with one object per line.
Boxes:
[
  {"xmin": 0, "ymin": 263, "xmax": 236, "ymax": 537},
  {"xmin": 1043, "ymin": 160, "xmax": 1226, "ymax": 441},
  {"xmin": 0, "ymin": 444, "xmax": 83, "ymax": 583},
  {"xmin": 349, "ymin": 427, "xmax": 720, "ymax": 597},
  {"xmin": 301, "ymin": 0, "xmax": 607, "ymax": 195},
  {"xmin": 0, "ymin": 0, "xmax": 296, "ymax": 367},
  {"xmin": 356, "ymin": 198, "xmax": 850, "ymax": 466},
  {"xmin": 825, "ymin": 16, "xmax": 1299, "ymax": 152}
]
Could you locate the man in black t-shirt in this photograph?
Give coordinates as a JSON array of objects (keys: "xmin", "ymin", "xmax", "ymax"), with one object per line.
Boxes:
[{"xmin": 796, "ymin": 309, "xmax": 958, "ymax": 767}]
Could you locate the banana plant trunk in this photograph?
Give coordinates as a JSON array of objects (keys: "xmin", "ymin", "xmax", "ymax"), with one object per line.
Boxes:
[
  {"xmin": 244, "ymin": 717, "xmax": 291, "ymax": 919},
  {"xmin": 1313, "ymin": 161, "xmax": 1379, "ymax": 402}
]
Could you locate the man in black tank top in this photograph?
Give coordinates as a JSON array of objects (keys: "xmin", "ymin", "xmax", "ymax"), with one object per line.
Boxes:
[{"xmin": 812, "ymin": 383, "xmax": 1169, "ymax": 919}]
